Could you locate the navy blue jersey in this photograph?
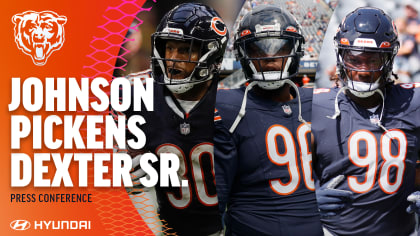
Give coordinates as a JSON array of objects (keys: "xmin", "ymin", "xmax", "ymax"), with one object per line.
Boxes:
[
  {"xmin": 214, "ymin": 86, "xmax": 323, "ymax": 236},
  {"xmin": 116, "ymin": 70, "xmax": 222, "ymax": 236},
  {"xmin": 312, "ymin": 83, "xmax": 420, "ymax": 236}
]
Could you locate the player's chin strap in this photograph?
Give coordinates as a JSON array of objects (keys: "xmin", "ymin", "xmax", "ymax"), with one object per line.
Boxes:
[
  {"xmin": 229, "ymin": 81, "xmax": 258, "ymax": 133},
  {"xmin": 327, "ymin": 87, "xmax": 389, "ymax": 133},
  {"xmin": 326, "ymin": 86, "xmax": 347, "ymax": 120},
  {"xmin": 229, "ymin": 80, "xmax": 308, "ymax": 133},
  {"xmin": 286, "ymin": 79, "xmax": 309, "ymax": 126},
  {"xmin": 373, "ymin": 89, "xmax": 389, "ymax": 133}
]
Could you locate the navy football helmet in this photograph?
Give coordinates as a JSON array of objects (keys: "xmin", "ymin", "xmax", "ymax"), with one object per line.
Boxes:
[
  {"xmin": 151, "ymin": 3, "xmax": 228, "ymax": 94},
  {"xmin": 335, "ymin": 7, "xmax": 399, "ymax": 97},
  {"xmin": 234, "ymin": 5, "xmax": 304, "ymax": 90}
]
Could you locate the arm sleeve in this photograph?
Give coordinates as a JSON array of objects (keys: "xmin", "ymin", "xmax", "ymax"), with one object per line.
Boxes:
[{"xmin": 214, "ymin": 118, "xmax": 239, "ymax": 215}]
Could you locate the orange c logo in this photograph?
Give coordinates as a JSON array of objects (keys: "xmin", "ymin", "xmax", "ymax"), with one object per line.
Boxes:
[{"xmin": 210, "ymin": 17, "xmax": 227, "ymax": 36}]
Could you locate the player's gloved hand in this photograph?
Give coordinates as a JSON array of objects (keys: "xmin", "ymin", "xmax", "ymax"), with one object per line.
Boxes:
[
  {"xmin": 406, "ymin": 191, "xmax": 420, "ymax": 214},
  {"xmin": 316, "ymin": 175, "xmax": 353, "ymax": 217},
  {"xmin": 126, "ymin": 154, "xmax": 148, "ymax": 194}
]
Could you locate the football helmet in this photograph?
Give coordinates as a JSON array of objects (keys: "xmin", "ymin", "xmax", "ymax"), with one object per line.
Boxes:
[
  {"xmin": 234, "ymin": 5, "xmax": 304, "ymax": 90},
  {"xmin": 151, "ymin": 3, "xmax": 228, "ymax": 94},
  {"xmin": 335, "ymin": 7, "xmax": 399, "ymax": 97}
]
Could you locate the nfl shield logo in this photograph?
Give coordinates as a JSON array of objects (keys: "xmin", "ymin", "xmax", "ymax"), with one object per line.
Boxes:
[
  {"xmin": 282, "ymin": 105, "xmax": 292, "ymax": 115},
  {"xmin": 180, "ymin": 122, "xmax": 191, "ymax": 135},
  {"xmin": 369, "ymin": 114, "xmax": 380, "ymax": 125}
]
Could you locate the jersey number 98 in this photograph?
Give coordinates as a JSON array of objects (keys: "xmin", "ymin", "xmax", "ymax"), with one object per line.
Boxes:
[{"xmin": 348, "ymin": 129, "xmax": 407, "ymax": 194}]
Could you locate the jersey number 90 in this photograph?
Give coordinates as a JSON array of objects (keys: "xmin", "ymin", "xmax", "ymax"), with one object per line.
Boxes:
[{"xmin": 156, "ymin": 143, "xmax": 217, "ymax": 209}]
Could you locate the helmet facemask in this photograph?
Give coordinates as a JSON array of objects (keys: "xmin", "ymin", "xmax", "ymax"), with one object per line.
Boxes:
[
  {"xmin": 333, "ymin": 7, "xmax": 400, "ymax": 98},
  {"xmin": 237, "ymin": 32, "xmax": 303, "ymax": 90},
  {"xmin": 328, "ymin": 7, "xmax": 401, "ymax": 134},
  {"xmin": 152, "ymin": 35, "xmax": 223, "ymax": 94},
  {"xmin": 336, "ymin": 45, "xmax": 396, "ymax": 98},
  {"xmin": 236, "ymin": 32, "xmax": 304, "ymax": 90},
  {"xmin": 227, "ymin": 5, "xmax": 310, "ymax": 133},
  {"xmin": 150, "ymin": 3, "xmax": 228, "ymax": 95}
]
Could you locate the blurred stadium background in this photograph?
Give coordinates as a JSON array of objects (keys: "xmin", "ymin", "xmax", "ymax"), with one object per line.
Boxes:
[
  {"xmin": 113, "ymin": 0, "xmax": 337, "ymax": 88},
  {"xmin": 114, "ymin": 0, "xmax": 420, "ymax": 89}
]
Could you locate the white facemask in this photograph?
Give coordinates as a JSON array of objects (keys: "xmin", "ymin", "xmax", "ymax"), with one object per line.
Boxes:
[
  {"xmin": 346, "ymin": 78, "xmax": 381, "ymax": 98},
  {"xmin": 248, "ymin": 51, "xmax": 293, "ymax": 90},
  {"xmin": 253, "ymin": 71, "xmax": 289, "ymax": 90},
  {"xmin": 164, "ymin": 77, "xmax": 195, "ymax": 94},
  {"xmin": 163, "ymin": 74, "xmax": 213, "ymax": 94}
]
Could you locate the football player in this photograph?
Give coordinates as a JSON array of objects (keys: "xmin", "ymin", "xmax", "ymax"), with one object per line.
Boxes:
[
  {"xmin": 113, "ymin": 3, "xmax": 229, "ymax": 236},
  {"xmin": 214, "ymin": 5, "xmax": 323, "ymax": 236},
  {"xmin": 312, "ymin": 7, "xmax": 420, "ymax": 236}
]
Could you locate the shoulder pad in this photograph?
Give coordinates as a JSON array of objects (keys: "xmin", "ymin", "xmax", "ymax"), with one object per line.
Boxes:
[
  {"xmin": 399, "ymin": 82, "xmax": 420, "ymax": 89},
  {"xmin": 126, "ymin": 69, "xmax": 153, "ymax": 85},
  {"xmin": 313, "ymin": 88, "xmax": 331, "ymax": 94}
]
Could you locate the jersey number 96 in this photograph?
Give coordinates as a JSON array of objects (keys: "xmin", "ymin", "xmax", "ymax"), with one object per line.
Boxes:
[{"xmin": 266, "ymin": 123, "xmax": 314, "ymax": 195}]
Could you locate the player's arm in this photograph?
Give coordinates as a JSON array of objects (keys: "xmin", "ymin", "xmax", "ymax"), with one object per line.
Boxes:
[
  {"xmin": 214, "ymin": 114, "xmax": 239, "ymax": 217},
  {"xmin": 406, "ymin": 151, "xmax": 420, "ymax": 214},
  {"xmin": 111, "ymin": 107, "xmax": 149, "ymax": 194},
  {"xmin": 109, "ymin": 78, "xmax": 150, "ymax": 194},
  {"xmin": 312, "ymin": 132, "xmax": 353, "ymax": 217},
  {"xmin": 415, "ymin": 158, "xmax": 420, "ymax": 188},
  {"xmin": 315, "ymin": 175, "xmax": 353, "ymax": 217},
  {"xmin": 122, "ymin": 107, "xmax": 150, "ymax": 194}
]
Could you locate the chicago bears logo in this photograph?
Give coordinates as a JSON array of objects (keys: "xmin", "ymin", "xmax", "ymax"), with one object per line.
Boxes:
[
  {"xmin": 12, "ymin": 10, "xmax": 67, "ymax": 66},
  {"xmin": 210, "ymin": 17, "xmax": 227, "ymax": 36}
]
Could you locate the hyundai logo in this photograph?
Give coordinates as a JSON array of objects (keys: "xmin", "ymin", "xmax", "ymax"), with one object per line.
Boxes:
[{"xmin": 10, "ymin": 220, "xmax": 30, "ymax": 230}]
